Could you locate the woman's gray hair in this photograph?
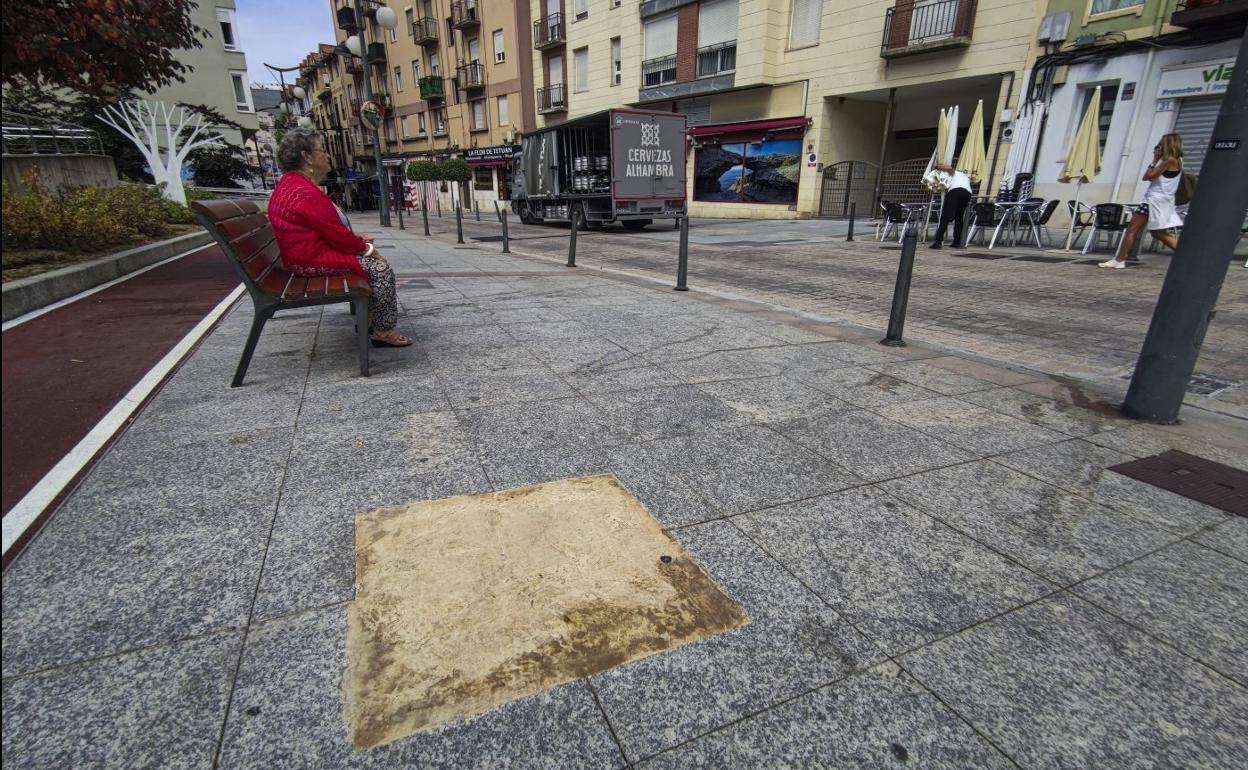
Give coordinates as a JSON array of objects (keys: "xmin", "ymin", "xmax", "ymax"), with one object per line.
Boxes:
[{"xmin": 276, "ymin": 127, "xmax": 323, "ymax": 172}]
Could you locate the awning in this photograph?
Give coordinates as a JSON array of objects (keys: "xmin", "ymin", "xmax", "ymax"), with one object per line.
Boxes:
[
  {"xmin": 466, "ymin": 159, "xmax": 510, "ymax": 168},
  {"xmin": 688, "ymin": 116, "xmax": 810, "ymax": 139}
]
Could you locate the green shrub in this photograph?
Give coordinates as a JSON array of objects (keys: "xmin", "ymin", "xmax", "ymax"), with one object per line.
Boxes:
[
  {"xmin": 158, "ymin": 197, "xmax": 196, "ymax": 224},
  {"xmin": 106, "ymin": 183, "xmax": 168, "ymax": 237},
  {"xmin": 406, "ymin": 160, "xmax": 440, "ymax": 182},
  {"xmin": 441, "ymin": 157, "xmax": 471, "ymax": 183}
]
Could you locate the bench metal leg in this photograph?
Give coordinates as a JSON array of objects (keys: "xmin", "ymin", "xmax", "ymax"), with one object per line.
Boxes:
[
  {"xmin": 354, "ymin": 297, "xmax": 371, "ymax": 377},
  {"xmin": 233, "ymin": 305, "xmax": 273, "ymax": 387}
]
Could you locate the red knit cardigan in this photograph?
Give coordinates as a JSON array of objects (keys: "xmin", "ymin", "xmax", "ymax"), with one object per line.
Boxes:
[{"xmin": 268, "ymin": 172, "xmax": 368, "ymax": 278}]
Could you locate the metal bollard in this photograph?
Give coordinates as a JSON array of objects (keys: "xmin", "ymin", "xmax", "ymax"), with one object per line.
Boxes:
[
  {"xmin": 501, "ymin": 209, "xmax": 511, "ymax": 254},
  {"xmin": 421, "ymin": 202, "xmax": 430, "ymax": 236},
  {"xmin": 455, "ymin": 203, "xmax": 464, "ymax": 244},
  {"xmin": 674, "ymin": 216, "xmax": 689, "ymax": 291},
  {"xmin": 396, "ymin": 195, "xmax": 405, "ymax": 230},
  {"xmin": 880, "ymin": 228, "xmax": 917, "ymax": 347},
  {"xmin": 436, "ymin": 194, "xmax": 442, "ymax": 218},
  {"xmin": 474, "ymin": 198, "xmax": 480, "ymax": 221},
  {"xmin": 567, "ymin": 215, "xmax": 578, "ymax": 267},
  {"xmin": 846, "ymin": 201, "xmax": 856, "ymax": 242}
]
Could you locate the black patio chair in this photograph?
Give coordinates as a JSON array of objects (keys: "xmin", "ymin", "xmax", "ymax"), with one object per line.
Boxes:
[
  {"xmin": 1082, "ymin": 203, "xmax": 1129, "ymax": 255},
  {"xmin": 966, "ymin": 200, "xmax": 1003, "ymax": 246},
  {"xmin": 877, "ymin": 200, "xmax": 914, "ymax": 242},
  {"xmin": 1066, "ymin": 200, "xmax": 1094, "ymax": 249}
]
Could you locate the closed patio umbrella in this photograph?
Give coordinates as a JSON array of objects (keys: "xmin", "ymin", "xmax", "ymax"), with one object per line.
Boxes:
[
  {"xmin": 1059, "ymin": 86, "xmax": 1103, "ymax": 251},
  {"xmin": 956, "ymin": 100, "xmax": 987, "ymax": 187}
]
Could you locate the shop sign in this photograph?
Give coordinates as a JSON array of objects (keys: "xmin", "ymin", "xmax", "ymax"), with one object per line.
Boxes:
[
  {"xmin": 464, "ymin": 145, "xmax": 522, "ymax": 163},
  {"xmin": 1157, "ymin": 58, "xmax": 1235, "ymax": 98}
]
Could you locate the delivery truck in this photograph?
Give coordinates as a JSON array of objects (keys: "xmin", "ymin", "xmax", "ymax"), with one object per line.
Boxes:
[{"xmin": 510, "ymin": 108, "xmax": 687, "ymax": 231}]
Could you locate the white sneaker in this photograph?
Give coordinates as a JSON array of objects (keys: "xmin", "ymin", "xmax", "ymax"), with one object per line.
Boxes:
[{"xmin": 1098, "ymin": 259, "xmax": 1126, "ymax": 269}]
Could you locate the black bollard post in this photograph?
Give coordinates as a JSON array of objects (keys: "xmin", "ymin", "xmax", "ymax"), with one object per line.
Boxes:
[
  {"xmin": 493, "ymin": 200, "xmax": 501, "ymax": 221},
  {"xmin": 567, "ymin": 214, "xmax": 578, "ymax": 267},
  {"xmin": 396, "ymin": 191, "xmax": 405, "ymax": 231},
  {"xmin": 674, "ymin": 216, "xmax": 689, "ymax": 291},
  {"xmin": 455, "ymin": 203, "xmax": 464, "ymax": 244},
  {"xmin": 880, "ymin": 227, "xmax": 918, "ymax": 347},
  {"xmin": 846, "ymin": 201, "xmax": 856, "ymax": 242},
  {"xmin": 421, "ymin": 202, "xmax": 430, "ymax": 236},
  {"xmin": 474, "ymin": 197, "xmax": 480, "ymax": 221},
  {"xmin": 501, "ymin": 209, "xmax": 511, "ymax": 254},
  {"xmin": 436, "ymin": 193, "xmax": 442, "ymax": 218}
]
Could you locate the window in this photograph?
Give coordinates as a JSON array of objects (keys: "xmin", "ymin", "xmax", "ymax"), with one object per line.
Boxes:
[
  {"xmin": 468, "ymin": 38, "xmax": 481, "ymax": 64},
  {"xmin": 642, "ymin": 15, "xmax": 677, "ymax": 86},
  {"xmin": 434, "ymin": 109, "xmax": 447, "ymax": 134},
  {"xmin": 401, "ymin": 115, "xmax": 410, "ymax": 138},
  {"xmin": 389, "ymin": 23, "xmax": 398, "ymax": 43},
  {"xmin": 574, "ymin": 0, "xmax": 588, "ymax": 19},
  {"xmin": 611, "ymin": 37, "xmax": 621, "ymax": 86},
  {"xmin": 230, "ymin": 71, "xmax": 253, "ymax": 111},
  {"xmin": 470, "ymin": 98, "xmax": 487, "ymax": 130},
  {"xmin": 347, "ymin": 83, "xmax": 355, "ymax": 102},
  {"xmin": 430, "ymin": 52, "xmax": 440, "ymax": 76},
  {"xmin": 493, "ymin": 30, "xmax": 505, "ymax": 63},
  {"xmin": 497, "ymin": 94, "xmax": 509, "ymax": 126},
  {"xmin": 394, "ymin": 66, "xmax": 403, "ymax": 91},
  {"xmin": 1082, "ymin": 83, "xmax": 1120, "ymax": 151},
  {"xmin": 698, "ymin": 0, "xmax": 738, "ymax": 77},
  {"xmin": 418, "ymin": 112, "xmax": 427, "ymax": 134},
  {"xmin": 446, "ymin": 16, "xmax": 454, "ymax": 38},
  {"xmin": 405, "ymin": 8, "xmax": 414, "ymax": 34},
  {"xmin": 216, "ymin": 8, "xmax": 238, "ymax": 50},
  {"xmin": 1089, "ymin": 0, "xmax": 1144, "ymax": 15},
  {"xmin": 412, "ymin": 60, "xmax": 422, "ymax": 84},
  {"xmin": 613, "ymin": 0, "xmax": 621, "ymax": 6},
  {"xmin": 574, "ymin": 47, "xmax": 589, "ymax": 93},
  {"xmin": 385, "ymin": 118, "xmax": 396, "ymax": 142},
  {"xmin": 474, "ymin": 167, "xmax": 494, "ymax": 191},
  {"xmin": 694, "ymin": 138, "xmax": 802, "ymax": 204},
  {"xmin": 788, "ymin": 0, "xmax": 822, "ymax": 49}
]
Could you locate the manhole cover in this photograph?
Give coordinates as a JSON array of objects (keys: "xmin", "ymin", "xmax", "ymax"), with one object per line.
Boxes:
[{"xmin": 1109, "ymin": 451, "xmax": 1248, "ymax": 516}]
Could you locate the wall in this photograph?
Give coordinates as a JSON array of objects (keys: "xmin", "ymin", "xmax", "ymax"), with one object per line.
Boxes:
[
  {"xmin": 3, "ymin": 155, "xmax": 119, "ymax": 194},
  {"xmin": 533, "ymin": 0, "xmax": 644, "ymax": 124}
]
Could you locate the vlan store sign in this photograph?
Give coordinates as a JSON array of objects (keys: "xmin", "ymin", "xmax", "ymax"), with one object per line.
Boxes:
[{"xmin": 1157, "ymin": 59, "xmax": 1234, "ymax": 98}]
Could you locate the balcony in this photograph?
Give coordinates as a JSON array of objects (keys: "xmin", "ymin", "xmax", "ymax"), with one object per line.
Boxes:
[
  {"xmin": 537, "ymin": 83, "xmax": 567, "ymax": 113},
  {"xmin": 345, "ymin": 55, "xmax": 363, "ymax": 74},
  {"xmin": 533, "ymin": 13, "xmax": 565, "ymax": 49},
  {"xmin": 641, "ymin": 55, "xmax": 677, "ymax": 87},
  {"xmin": 366, "ymin": 41, "xmax": 386, "ymax": 66},
  {"xmin": 317, "ymin": 86, "xmax": 333, "ymax": 102},
  {"xmin": 336, "ymin": 5, "xmax": 357, "ymax": 31},
  {"xmin": 1171, "ymin": 0, "xmax": 1248, "ymax": 27},
  {"xmin": 412, "ymin": 16, "xmax": 439, "ymax": 45},
  {"xmin": 359, "ymin": 0, "xmax": 382, "ymax": 16},
  {"xmin": 419, "ymin": 76, "xmax": 446, "ymax": 102},
  {"xmin": 451, "ymin": 1, "xmax": 480, "ymax": 29},
  {"xmin": 696, "ymin": 41, "xmax": 736, "ymax": 78},
  {"xmin": 881, "ymin": 0, "xmax": 975, "ymax": 59},
  {"xmin": 458, "ymin": 62, "xmax": 486, "ymax": 91}
]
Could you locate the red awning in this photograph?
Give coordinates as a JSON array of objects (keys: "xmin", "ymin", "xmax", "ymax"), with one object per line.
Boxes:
[
  {"xmin": 688, "ymin": 116, "xmax": 810, "ymax": 138},
  {"xmin": 467, "ymin": 159, "xmax": 510, "ymax": 167}
]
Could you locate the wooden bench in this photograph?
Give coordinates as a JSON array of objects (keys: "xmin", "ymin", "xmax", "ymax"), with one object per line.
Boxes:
[{"xmin": 192, "ymin": 199, "xmax": 371, "ymax": 387}]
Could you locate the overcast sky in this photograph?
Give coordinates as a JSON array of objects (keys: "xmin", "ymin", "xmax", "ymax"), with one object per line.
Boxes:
[{"xmin": 236, "ymin": 0, "xmax": 339, "ymax": 86}]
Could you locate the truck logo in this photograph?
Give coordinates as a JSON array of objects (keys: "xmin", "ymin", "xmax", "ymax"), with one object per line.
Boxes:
[{"xmin": 640, "ymin": 123, "xmax": 661, "ymax": 147}]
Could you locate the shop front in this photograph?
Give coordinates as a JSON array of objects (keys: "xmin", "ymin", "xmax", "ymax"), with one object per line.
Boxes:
[
  {"xmin": 689, "ymin": 117, "xmax": 809, "ymax": 211},
  {"xmin": 464, "ymin": 144, "xmax": 523, "ymax": 209}
]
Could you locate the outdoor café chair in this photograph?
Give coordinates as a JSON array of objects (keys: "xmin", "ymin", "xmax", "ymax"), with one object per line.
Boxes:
[
  {"xmin": 1082, "ymin": 203, "xmax": 1129, "ymax": 255},
  {"xmin": 877, "ymin": 200, "xmax": 914, "ymax": 242},
  {"xmin": 1066, "ymin": 200, "xmax": 1094, "ymax": 249},
  {"xmin": 966, "ymin": 200, "xmax": 1003, "ymax": 246}
]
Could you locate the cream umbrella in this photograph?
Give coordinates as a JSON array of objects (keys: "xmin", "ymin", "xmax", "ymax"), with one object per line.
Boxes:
[
  {"xmin": 956, "ymin": 100, "xmax": 987, "ymax": 186},
  {"xmin": 1059, "ymin": 86, "xmax": 1103, "ymax": 251}
]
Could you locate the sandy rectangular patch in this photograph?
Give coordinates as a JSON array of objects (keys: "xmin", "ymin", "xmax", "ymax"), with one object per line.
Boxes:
[{"xmin": 345, "ymin": 474, "xmax": 750, "ymax": 750}]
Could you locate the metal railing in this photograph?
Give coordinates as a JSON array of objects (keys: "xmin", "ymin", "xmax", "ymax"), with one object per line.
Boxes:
[
  {"xmin": 458, "ymin": 62, "xmax": 486, "ymax": 89},
  {"xmin": 642, "ymin": 55, "xmax": 677, "ymax": 87},
  {"xmin": 2, "ymin": 112, "xmax": 104, "ymax": 156},
  {"xmin": 366, "ymin": 41, "xmax": 386, "ymax": 63},
  {"xmin": 696, "ymin": 41, "xmax": 736, "ymax": 78},
  {"xmin": 451, "ymin": 0, "xmax": 480, "ymax": 28},
  {"xmin": 533, "ymin": 13, "xmax": 565, "ymax": 48},
  {"xmin": 537, "ymin": 83, "xmax": 567, "ymax": 112},
  {"xmin": 882, "ymin": 0, "xmax": 975, "ymax": 55},
  {"xmin": 419, "ymin": 76, "xmax": 445, "ymax": 100},
  {"xmin": 412, "ymin": 16, "xmax": 439, "ymax": 43}
]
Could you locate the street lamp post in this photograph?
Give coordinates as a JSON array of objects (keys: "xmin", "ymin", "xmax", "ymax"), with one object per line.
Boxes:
[{"xmin": 346, "ymin": 1, "xmax": 398, "ymax": 227}]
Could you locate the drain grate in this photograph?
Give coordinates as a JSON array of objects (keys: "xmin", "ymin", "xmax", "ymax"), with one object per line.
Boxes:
[{"xmin": 1109, "ymin": 451, "xmax": 1248, "ymax": 516}]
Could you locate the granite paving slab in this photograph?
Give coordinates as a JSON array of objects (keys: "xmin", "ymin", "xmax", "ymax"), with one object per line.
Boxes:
[
  {"xmin": 585, "ymin": 384, "xmax": 751, "ymax": 441},
  {"xmin": 790, "ymin": 366, "xmax": 944, "ymax": 409},
  {"xmin": 691, "ymin": 374, "xmax": 850, "ymax": 423},
  {"xmin": 640, "ymin": 328, "xmax": 782, "ymax": 360},
  {"xmin": 120, "ymin": 379, "xmax": 305, "ymax": 441},
  {"xmin": 867, "ymin": 360, "xmax": 1002, "ymax": 396},
  {"xmin": 517, "ymin": 336, "xmax": 642, "ymax": 374},
  {"xmin": 917, "ymin": 355, "xmax": 1042, "ymax": 387},
  {"xmin": 1, "ymin": 632, "xmax": 239, "ymax": 769},
  {"xmin": 646, "ymin": 426, "xmax": 863, "ymax": 515},
  {"xmin": 218, "ymin": 605, "xmax": 625, "ymax": 768},
  {"xmin": 877, "ymin": 397, "xmax": 1070, "ymax": 456},
  {"xmin": 591, "ymin": 520, "xmax": 885, "ymax": 762},
  {"xmin": 298, "ymin": 373, "xmax": 449, "ymax": 425},
  {"xmin": 653, "ymin": 349, "xmax": 788, "ymax": 384},
  {"xmin": 738, "ymin": 487, "xmax": 1052, "ymax": 654},
  {"xmin": 901, "ymin": 593, "xmax": 1248, "ymax": 768},
  {"xmin": 773, "ymin": 410, "xmax": 975, "ymax": 482},
  {"xmin": 500, "ymin": 319, "xmax": 607, "ymax": 343},
  {"xmin": 995, "ymin": 440, "xmax": 1229, "ymax": 535},
  {"xmin": 1073, "ymin": 540, "xmax": 1248, "ymax": 685},
  {"xmin": 562, "ymin": 364, "xmax": 689, "ymax": 394},
  {"xmin": 881, "ymin": 461, "xmax": 1177, "ymax": 585},
  {"xmin": 423, "ymin": 342, "xmax": 538, "ymax": 373},
  {"xmin": 1191, "ymin": 516, "xmax": 1248, "ymax": 564},
  {"xmin": 438, "ymin": 363, "xmax": 579, "ymax": 408},
  {"xmin": 286, "ymin": 411, "xmax": 482, "ymax": 482},
  {"xmin": 956, "ymin": 386, "xmax": 1125, "ymax": 437},
  {"xmin": 1083, "ymin": 424, "xmax": 1248, "ymax": 472},
  {"xmin": 456, "ymin": 397, "xmax": 635, "ymax": 463},
  {"xmin": 641, "ymin": 665, "xmax": 1012, "ymax": 769},
  {"xmin": 721, "ymin": 342, "xmax": 860, "ymax": 373},
  {"xmin": 417, "ymin": 323, "xmax": 517, "ymax": 351}
]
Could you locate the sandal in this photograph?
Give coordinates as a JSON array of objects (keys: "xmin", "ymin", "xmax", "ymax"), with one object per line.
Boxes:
[{"xmin": 370, "ymin": 332, "xmax": 413, "ymax": 348}]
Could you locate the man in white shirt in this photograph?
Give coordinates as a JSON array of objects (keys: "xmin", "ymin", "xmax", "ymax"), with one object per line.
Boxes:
[{"xmin": 930, "ymin": 164, "xmax": 973, "ymax": 249}]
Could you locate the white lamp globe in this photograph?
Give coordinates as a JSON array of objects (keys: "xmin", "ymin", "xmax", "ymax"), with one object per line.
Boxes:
[
  {"xmin": 298, "ymin": 116, "xmax": 314, "ymax": 129},
  {"xmin": 291, "ymin": 86, "xmax": 306, "ymax": 100},
  {"xmin": 345, "ymin": 35, "xmax": 362, "ymax": 57},
  {"xmin": 376, "ymin": 7, "xmax": 399, "ymax": 30}
]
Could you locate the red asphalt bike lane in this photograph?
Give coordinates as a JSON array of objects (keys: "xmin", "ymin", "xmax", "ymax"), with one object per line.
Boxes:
[{"xmin": 2, "ymin": 245, "xmax": 240, "ymax": 562}]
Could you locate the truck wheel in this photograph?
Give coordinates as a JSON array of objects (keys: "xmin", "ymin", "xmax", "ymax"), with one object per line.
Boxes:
[
  {"xmin": 621, "ymin": 219, "xmax": 650, "ymax": 231},
  {"xmin": 518, "ymin": 202, "xmax": 536, "ymax": 225},
  {"xmin": 570, "ymin": 203, "xmax": 589, "ymax": 231}
]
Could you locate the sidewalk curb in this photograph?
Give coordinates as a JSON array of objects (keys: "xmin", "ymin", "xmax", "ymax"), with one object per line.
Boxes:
[{"xmin": 2, "ymin": 231, "xmax": 213, "ymax": 322}]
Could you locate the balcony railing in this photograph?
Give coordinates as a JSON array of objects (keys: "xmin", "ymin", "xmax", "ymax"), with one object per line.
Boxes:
[
  {"xmin": 345, "ymin": 55, "xmax": 363, "ymax": 74},
  {"xmin": 641, "ymin": 55, "xmax": 677, "ymax": 87},
  {"xmin": 881, "ymin": 0, "xmax": 975, "ymax": 58},
  {"xmin": 533, "ymin": 13, "xmax": 565, "ymax": 49},
  {"xmin": 451, "ymin": 1, "xmax": 480, "ymax": 28},
  {"xmin": 366, "ymin": 41, "xmax": 387, "ymax": 64},
  {"xmin": 458, "ymin": 62, "xmax": 486, "ymax": 90},
  {"xmin": 1171, "ymin": 0, "xmax": 1248, "ymax": 27},
  {"xmin": 419, "ymin": 76, "xmax": 446, "ymax": 101},
  {"xmin": 537, "ymin": 83, "xmax": 567, "ymax": 113},
  {"xmin": 412, "ymin": 16, "xmax": 439, "ymax": 44},
  {"xmin": 336, "ymin": 6, "xmax": 357, "ymax": 31},
  {"xmin": 696, "ymin": 41, "xmax": 736, "ymax": 78}
]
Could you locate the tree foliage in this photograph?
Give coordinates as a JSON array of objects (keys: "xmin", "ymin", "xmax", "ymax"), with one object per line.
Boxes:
[
  {"xmin": 186, "ymin": 139, "xmax": 253, "ymax": 188},
  {"xmin": 2, "ymin": 0, "xmax": 203, "ymax": 97},
  {"xmin": 441, "ymin": 158, "xmax": 472, "ymax": 183},
  {"xmin": 406, "ymin": 160, "xmax": 440, "ymax": 182}
]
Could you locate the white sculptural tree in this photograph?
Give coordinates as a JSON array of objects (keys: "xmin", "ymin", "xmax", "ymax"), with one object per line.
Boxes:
[{"xmin": 97, "ymin": 100, "xmax": 222, "ymax": 204}]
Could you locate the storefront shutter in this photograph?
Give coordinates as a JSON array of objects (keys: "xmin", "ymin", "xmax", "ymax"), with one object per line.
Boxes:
[
  {"xmin": 788, "ymin": 0, "xmax": 823, "ymax": 49},
  {"xmin": 1173, "ymin": 96, "xmax": 1221, "ymax": 175},
  {"xmin": 644, "ymin": 13, "xmax": 678, "ymax": 60},
  {"xmin": 698, "ymin": 0, "xmax": 738, "ymax": 47}
]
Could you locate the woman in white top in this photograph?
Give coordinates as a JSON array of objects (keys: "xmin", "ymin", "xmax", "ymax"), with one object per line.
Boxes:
[
  {"xmin": 1100, "ymin": 133, "xmax": 1184, "ymax": 269},
  {"xmin": 929, "ymin": 164, "xmax": 973, "ymax": 249}
]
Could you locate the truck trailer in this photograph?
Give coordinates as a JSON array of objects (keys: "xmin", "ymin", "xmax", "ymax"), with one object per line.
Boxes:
[{"xmin": 510, "ymin": 108, "xmax": 687, "ymax": 231}]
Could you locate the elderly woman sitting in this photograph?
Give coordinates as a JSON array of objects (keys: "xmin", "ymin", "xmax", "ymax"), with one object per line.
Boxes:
[{"xmin": 268, "ymin": 128, "xmax": 410, "ymax": 347}]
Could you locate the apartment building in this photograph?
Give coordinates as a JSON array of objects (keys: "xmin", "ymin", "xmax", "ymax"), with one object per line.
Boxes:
[
  {"xmin": 308, "ymin": 0, "xmax": 537, "ymax": 208},
  {"xmin": 530, "ymin": 0, "xmax": 1050, "ymax": 219}
]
